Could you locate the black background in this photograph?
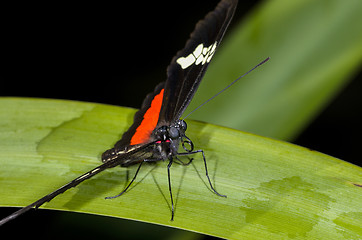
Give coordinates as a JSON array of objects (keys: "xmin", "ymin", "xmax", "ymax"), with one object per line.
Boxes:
[{"xmin": 1, "ymin": 0, "xmax": 361, "ymax": 239}]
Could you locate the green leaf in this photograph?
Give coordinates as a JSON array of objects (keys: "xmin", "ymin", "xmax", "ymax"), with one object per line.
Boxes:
[
  {"xmin": 1, "ymin": 98, "xmax": 361, "ymax": 239},
  {"xmin": 188, "ymin": 0, "xmax": 362, "ymax": 140}
]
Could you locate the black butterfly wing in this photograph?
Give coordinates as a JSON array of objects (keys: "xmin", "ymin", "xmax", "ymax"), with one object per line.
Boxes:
[
  {"xmin": 157, "ymin": 0, "xmax": 238, "ymax": 125},
  {"xmin": 114, "ymin": 0, "xmax": 237, "ymax": 148}
]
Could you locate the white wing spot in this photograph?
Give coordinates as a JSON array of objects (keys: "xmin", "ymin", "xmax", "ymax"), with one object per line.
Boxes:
[
  {"xmin": 176, "ymin": 55, "xmax": 196, "ymax": 69},
  {"xmin": 176, "ymin": 41, "xmax": 218, "ymax": 69},
  {"xmin": 206, "ymin": 51, "xmax": 215, "ymax": 63},
  {"xmin": 210, "ymin": 42, "xmax": 217, "ymax": 54},
  {"xmin": 202, "ymin": 52, "xmax": 209, "ymax": 65},
  {"xmin": 193, "ymin": 44, "xmax": 203, "ymax": 58},
  {"xmin": 195, "ymin": 54, "xmax": 204, "ymax": 65}
]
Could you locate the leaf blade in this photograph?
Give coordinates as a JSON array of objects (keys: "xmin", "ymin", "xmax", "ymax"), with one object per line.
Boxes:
[{"xmin": 1, "ymin": 98, "xmax": 361, "ymax": 239}]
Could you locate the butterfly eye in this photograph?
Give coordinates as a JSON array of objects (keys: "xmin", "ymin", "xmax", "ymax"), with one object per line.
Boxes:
[{"xmin": 168, "ymin": 126, "xmax": 180, "ymax": 139}]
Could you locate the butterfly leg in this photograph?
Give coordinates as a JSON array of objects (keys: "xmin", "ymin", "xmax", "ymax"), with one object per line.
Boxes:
[
  {"xmin": 167, "ymin": 159, "xmax": 175, "ymax": 221},
  {"xmin": 178, "ymin": 150, "xmax": 226, "ymax": 198},
  {"xmin": 105, "ymin": 161, "xmax": 144, "ymax": 199},
  {"xmin": 174, "ymin": 155, "xmax": 193, "ymax": 166}
]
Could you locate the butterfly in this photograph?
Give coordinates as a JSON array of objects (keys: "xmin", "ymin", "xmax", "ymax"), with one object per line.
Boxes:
[{"xmin": 0, "ymin": 0, "xmax": 238, "ymax": 225}]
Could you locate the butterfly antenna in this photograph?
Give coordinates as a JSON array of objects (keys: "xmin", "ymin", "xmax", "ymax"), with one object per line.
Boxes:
[{"xmin": 183, "ymin": 57, "xmax": 270, "ymax": 120}]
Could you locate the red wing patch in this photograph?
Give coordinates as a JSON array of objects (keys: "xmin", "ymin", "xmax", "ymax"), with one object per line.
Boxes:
[{"xmin": 130, "ymin": 89, "xmax": 164, "ymax": 145}]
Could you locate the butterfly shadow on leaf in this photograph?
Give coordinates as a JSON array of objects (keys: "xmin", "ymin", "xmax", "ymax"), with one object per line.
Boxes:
[
  {"xmin": 61, "ymin": 164, "xmax": 156, "ymax": 211},
  {"xmin": 183, "ymin": 119, "xmax": 225, "ymax": 196}
]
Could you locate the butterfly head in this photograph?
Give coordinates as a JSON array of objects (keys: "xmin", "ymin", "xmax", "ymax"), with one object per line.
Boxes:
[{"xmin": 154, "ymin": 120, "xmax": 187, "ymax": 142}]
